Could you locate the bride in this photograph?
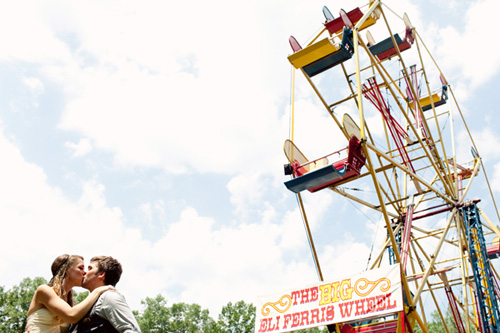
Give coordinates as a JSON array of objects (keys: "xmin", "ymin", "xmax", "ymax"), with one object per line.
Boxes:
[{"xmin": 26, "ymin": 254, "xmax": 114, "ymax": 333}]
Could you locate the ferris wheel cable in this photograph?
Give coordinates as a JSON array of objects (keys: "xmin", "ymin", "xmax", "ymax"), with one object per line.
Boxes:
[
  {"xmin": 288, "ymin": 66, "xmax": 295, "ymax": 142},
  {"xmin": 438, "ymin": 112, "xmax": 450, "ymax": 133},
  {"xmin": 365, "ymin": 214, "xmax": 384, "ymax": 271},
  {"xmin": 344, "ymin": 193, "xmax": 381, "ymax": 228},
  {"xmin": 400, "ymin": 35, "xmax": 453, "ymax": 187},
  {"xmin": 304, "ymin": 25, "xmax": 327, "ymax": 48},
  {"xmin": 381, "ymin": 2, "xmax": 404, "ymax": 22},
  {"xmin": 369, "ymin": 223, "xmax": 405, "ymax": 270},
  {"xmin": 337, "ymin": 186, "xmax": 377, "ymax": 193},
  {"xmin": 449, "ymin": 84, "xmax": 500, "ymax": 223},
  {"xmin": 367, "ymin": 141, "xmax": 455, "ymax": 205},
  {"xmin": 339, "ymin": 192, "xmax": 384, "ymax": 269},
  {"xmin": 294, "ymin": 191, "xmax": 324, "ymax": 282},
  {"xmin": 412, "ymin": 30, "xmax": 482, "ymax": 198}
]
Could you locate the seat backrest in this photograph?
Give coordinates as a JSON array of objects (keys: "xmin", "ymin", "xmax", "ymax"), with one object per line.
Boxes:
[
  {"xmin": 341, "ymin": 27, "xmax": 354, "ymax": 54},
  {"xmin": 289, "ymin": 36, "xmax": 302, "ymax": 52},
  {"xmin": 404, "ymin": 26, "xmax": 414, "ymax": 44},
  {"xmin": 439, "ymin": 74, "xmax": 448, "ymax": 86},
  {"xmin": 438, "ymin": 74, "xmax": 448, "ymax": 100},
  {"xmin": 312, "ymin": 157, "xmax": 329, "ymax": 170},
  {"xmin": 323, "ymin": 6, "xmax": 335, "ymax": 22},
  {"xmin": 347, "ymin": 136, "xmax": 366, "ymax": 173},
  {"xmin": 366, "ymin": 30, "xmax": 376, "ymax": 47},
  {"xmin": 441, "ymin": 85, "xmax": 448, "ymax": 101},
  {"xmin": 339, "ymin": 9, "xmax": 353, "ymax": 28}
]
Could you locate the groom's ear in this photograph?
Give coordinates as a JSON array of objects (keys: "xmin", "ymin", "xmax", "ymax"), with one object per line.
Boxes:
[{"xmin": 97, "ymin": 271, "xmax": 106, "ymax": 281}]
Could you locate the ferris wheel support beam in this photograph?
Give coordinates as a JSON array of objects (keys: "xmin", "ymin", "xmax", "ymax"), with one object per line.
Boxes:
[
  {"xmin": 352, "ymin": 2, "xmax": 372, "ymax": 142},
  {"xmin": 354, "ymin": 6, "xmax": 450, "ymax": 211},
  {"xmin": 332, "ymin": 187, "xmax": 399, "ymax": 218},
  {"xmin": 359, "ymin": 129, "xmax": 427, "ymax": 332},
  {"xmin": 454, "ymin": 296, "xmax": 480, "ymax": 332},
  {"xmin": 412, "ymin": 173, "xmax": 439, "ymax": 212},
  {"xmin": 296, "ymin": 192, "xmax": 324, "ymax": 282},
  {"xmin": 367, "ymin": 141, "xmax": 455, "ymax": 205},
  {"xmin": 417, "ymin": 29, "xmax": 500, "ymax": 224},
  {"xmin": 369, "ymin": 223, "xmax": 404, "ymax": 270},
  {"xmin": 456, "ymin": 213, "xmax": 473, "ymax": 333},
  {"xmin": 353, "ymin": 10, "xmax": 427, "ymax": 324},
  {"xmin": 351, "ymin": 11, "xmax": 419, "ymax": 316},
  {"xmin": 409, "ymin": 241, "xmax": 451, "ymax": 333},
  {"xmin": 358, "ymin": 35, "xmax": 456, "ymax": 199},
  {"xmin": 478, "ymin": 208, "xmax": 500, "ymax": 239},
  {"xmin": 356, "ymin": 10, "xmax": 456, "ymax": 198},
  {"xmin": 359, "ymin": 123, "xmax": 412, "ymax": 306},
  {"xmin": 411, "ymin": 207, "xmax": 458, "ymax": 307},
  {"xmin": 451, "ymin": 83, "xmax": 500, "ymax": 223},
  {"xmin": 413, "ymin": 30, "xmax": 456, "ymax": 187},
  {"xmin": 408, "ymin": 161, "xmax": 481, "ymax": 309},
  {"xmin": 412, "ymin": 34, "xmax": 454, "ymax": 184},
  {"xmin": 411, "ymin": 225, "xmax": 457, "ymax": 247},
  {"xmin": 352, "ymin": 14, "xmax": 405, "ymax": 273},
  {"xmin": 408, "ymin": 242, "xmax": 429, "ymax": 330}
]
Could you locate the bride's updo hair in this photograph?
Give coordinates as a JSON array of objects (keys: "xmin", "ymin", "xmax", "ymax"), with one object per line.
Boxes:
[{"xmin": 48, "ymin": 254, "xmax": 84, "ymax": 306}]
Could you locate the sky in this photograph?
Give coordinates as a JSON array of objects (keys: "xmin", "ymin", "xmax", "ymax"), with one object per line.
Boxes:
[{"xmin": 1, "ymin": 0, "xmax": 500, "ymax": 320}]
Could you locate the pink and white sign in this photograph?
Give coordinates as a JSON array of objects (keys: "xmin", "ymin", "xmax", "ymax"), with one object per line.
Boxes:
[{"xmin": 255, "ymin": 264, "xmax": 403, "ymax": 332}]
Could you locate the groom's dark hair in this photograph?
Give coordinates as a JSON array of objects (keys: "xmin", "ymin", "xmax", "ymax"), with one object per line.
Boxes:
[{"xmin": 91, "ymin": 256, "xmax": 123, "ymax": 286}]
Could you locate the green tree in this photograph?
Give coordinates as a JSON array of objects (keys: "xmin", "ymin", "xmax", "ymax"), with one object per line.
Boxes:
[
  {"xmin": 414, "ymin": 307, "xmax": 477, "ymax": 333},
  {"xmin": 217, "ymin": 300, "xmax": 256, "ymax": 333},
  {"xmin": 135, "ymin": 294, "xmax": 171, "ymax": 332},
  {"xmin": 169, "ymin": 302, "xmax": 216, "ymax": 332},
  {"xmin": 135, "ymin": 294, "xmax": 217, "ymax": 332},
  {"xmin": 74, "ymin": 290, "xmax": 89, "ymax": 304},
  {"xmin": 0, "ymin": 277, "xmax": 47, "ymax": 332}
]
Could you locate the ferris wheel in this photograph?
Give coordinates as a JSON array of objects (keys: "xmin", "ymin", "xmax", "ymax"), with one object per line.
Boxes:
[{"xmin": 283, "ymin": 1, "xmax": 500, "ymax": 332}]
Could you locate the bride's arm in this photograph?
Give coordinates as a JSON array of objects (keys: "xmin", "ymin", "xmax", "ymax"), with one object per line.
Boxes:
[{"xmin": 36, "ymin": 285, "xmax": 114, "ymax": 323}]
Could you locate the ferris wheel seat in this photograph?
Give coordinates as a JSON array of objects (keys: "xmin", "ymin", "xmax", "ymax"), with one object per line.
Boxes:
[
  {"xmin": 408, "ymin": 85, "xmax": 448, "ymax": 111},
  {"xmin": 324, "ymin": 7, "xmax": 378, "ymax": 35},
  {"xmin": 302, "ymin": 47, "xmax": 353, "ymax": 77},
  {"xmin": 421, "ymin": 86, "xmax": 448, "ymax": 111},
  {"xmin": 288, "ymin": 27, "xmax": 354, "ymax": 77},
  {"xmin": 284, "ymin": 136, "xmax": 365, "ymax": 193},
  {"xmin": 288, "ymin": 37, "xmax": 341, "ymax": 69},
  {"xmin": 284, "ymin": 162, "xmax": 350, "ymax": 193},
  {"xmin": 487, "ymin": 243, "xmax": 500, "ymax": 259},
  {"xmin": 338, "ymin": 319, "xmax": 398, "ymax": 333},
  {"xmin": 369, "ymin": 32, "xmax": 412, "ymax": 61}
]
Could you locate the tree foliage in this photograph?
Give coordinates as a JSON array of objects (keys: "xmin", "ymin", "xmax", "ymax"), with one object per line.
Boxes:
[
  {"xmin": 0, "ymin": 277, "xmax": 46, "ymax": 332},
  {"xmin": 0, "ymin": 277, "xmax": 95, "ymax": 333},
  {"xmin": 217, "ymin": 300, "xmax": 256, "ymax": 332},
  {"xmin": 75, "ymin": 290, "xmax": 89, "ymax": 304},
  {"xmin": 1, "ymin": 277, "xmax": 341, "ymax": 333},
  {"xmin": 134, "ymin": 294, "xmax": 217, "ymax": 332},
  {"xmin": 414, "ymin": 307, "xmax": 477, "ymax": 333}
]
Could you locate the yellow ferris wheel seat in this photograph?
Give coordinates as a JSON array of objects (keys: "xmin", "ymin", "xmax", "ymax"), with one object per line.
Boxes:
[
  {"xmin": 287, "ymin": 37, "xmax": 340, "ymax": 69},
  {"xmin": 287, "ymin": 27, "xmax": 354, "ymax": 77}
]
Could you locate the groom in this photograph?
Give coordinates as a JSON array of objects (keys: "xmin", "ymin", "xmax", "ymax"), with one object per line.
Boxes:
[{"xmin": 69, "ymin": 256, "xmax": 141, "ymax": 332}]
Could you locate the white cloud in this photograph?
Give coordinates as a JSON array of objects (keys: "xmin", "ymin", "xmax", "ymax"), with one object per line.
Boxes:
[
  {"xmin": 22, "ymin": 77, "xmax": 44, "ymax": 94},
  {"xmin": 430, "ymin": 0, "xmax": 500, "ymax": 95},
  {"xmin": 0, "ymin": 121, "xmax": 320, "ymax": 313},
  {"xmin": 65, "ymin": 138, "xmax": 93, "ymax": 157},
  {"xmin": 491, "ymin": 162, "xmax": 500, "ymax": 193},
  {"xmin": 227, "ymin": 172, "xmax": 268, "ymax": 216},
  {"xmin": 0, "ymin": 1, "xmax": 71, "ymax": 63},
  {"xmin": 0, "ymin": 116, "xmax": 371, "ymax": 315},
  {"xmin": 0, "ymin": 129, "xmax": 130, "ymax": 279}
]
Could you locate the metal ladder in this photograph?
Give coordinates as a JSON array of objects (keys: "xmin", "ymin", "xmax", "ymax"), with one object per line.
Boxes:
[{"xmin": 462, "ymin": 201, "xmax": 500, "ymax": 333}]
